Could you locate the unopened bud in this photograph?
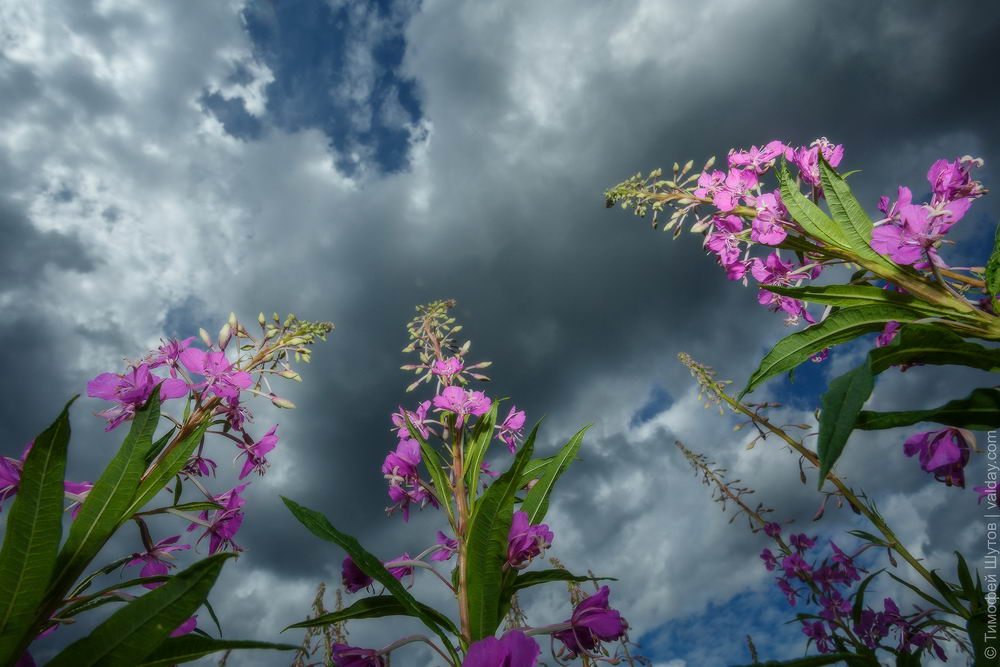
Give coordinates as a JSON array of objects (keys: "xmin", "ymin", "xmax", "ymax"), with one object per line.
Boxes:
[
  {"xmin": 277, "ymin": 370, "xmax": 302, "ymax": 382},
  {"xmin": 218, "ymin": 323, "xmax": 232, "ymax": 350},
  {"xmin": 270, "ymin": 395, "xmax": 296, "ymax": 409},
  {"xmin": 286, "ymin": 337, "xmax": 306, "ymax": 346},
  {"xmin": 228, "ymin": 312, "xmax": 237, "ymax": 328},
  {"xmin": 258, "ymin": 312, "xmax": 267, "ymax": 326},
  {"xmin": 199, "ymin": 328, "xmax": 213, "ymax": 348}
]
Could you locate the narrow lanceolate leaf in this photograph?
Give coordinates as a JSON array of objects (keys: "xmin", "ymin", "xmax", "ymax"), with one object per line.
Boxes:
[
  {"xmin": 404, "ymin": 417, "xmax": 454, "ymax": 525},
  {"xmin": 817, "ymin": 357, "xmax": 874, "ymax": 488},
  {"xmin": 46, "ymin": 388, "xmax": 163, "ymax": 608},
  {"xmin": 465, "ymin": 429, "xmax": 535, "ymax": 641},
  {"xmin": 777, "ymin": 160, "xmax": 850, "ymax": 249},
  {"xmin": 762, "ymin": 284, "xmax": 975, "ymax": 321},
  {"xmin": 510, "ymin": 569, "xmax": 615, "ymax": 593},
  {"xmin": 463, "ymin": 402, "xmax": 499, "ymax": 496},
  {"xmin": 868, "ymin": 324, "xmax": 1000, "ymax": 374},
  {"xmin": 137, "ymin": 637, "xmax": 302, "ymax": 666},
  {"xmin": 818, "ymin": 156, "xmax": 896, "ymax": 268},
  {"xmin": 517, "ymin": 453, "xmax": 556, "ymax": 488},
  {"xmin": 520, "ymin": 424, "xmax": 589, "ymax": 524},
  {"xmin": 284, "ymin": 595, "xmax": 458, "ymax": 636},
  {"xmin": 47, "ymin": 553, "xmax": 235, "ymax": 667},
  {"xmin": 983, "ymin": 221, "xmax": 1000, "ymax": 303},
  {"xmin": 280, "ymin": 497, "xmax": 459, "ymax": 663},
  {"xmin": 855, "ymin": 387, "xmax": 1000, "ymax": 431},
  {"xmin": 741, "ymin": 305, "xmax": 921, "ymax": 397},
  {"xmin": 0, "ymin": 397, "xmax": 75, "ymax": 664},
  {"xmin": 122, "ymin": 419, "xmax": 210, "ymax": 520}
]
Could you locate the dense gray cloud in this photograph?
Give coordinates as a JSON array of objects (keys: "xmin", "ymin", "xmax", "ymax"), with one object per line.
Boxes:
[{"xmin": 1, "ymin": 1, "xmax": 998, "ymax": 665}]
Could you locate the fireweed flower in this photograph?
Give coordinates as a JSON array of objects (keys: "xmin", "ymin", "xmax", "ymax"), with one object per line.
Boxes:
[
  {"xmin": 787, "ymin": 137, "xmax": 844, "ymax": 187},
  {"xmin": 147, "ymin": 336, "xmax": 195, "ymax": 377},
  {"xmin": 170, "ymin": 615, "xmax": 198, "ymax": 638},
  {"xmin": 705, "ymin": 214, "xmax": 745, "ymax": 267},
  {"xmin": 217, "ymin": 397, "xmax": 251, "ymax": 431},
  {"xmin": 777, "ymin": 578, "xmax": 800, "ymax": 606},
  {"xmin": 903, "ymin": 427, "xmax": 972, "ymax": 487},
  {"xmin": 430, "ymin": 531, "xmax": 458, "ymax": 562},
  {"xmin": 87, "ymin": 364, "xmax": 189, "ymax": 430},
  {"xmin": 802, "ymin": 620, "xmax": 834, "ymax": 654},
  {"xmin": 126, "ymin": 535, "xmax": 191, "ymax": 589},
  {"xmin": 552, "ymin": 586, "xmax": 628, "ymax": 658},
  {"xmin": 760, "ymin": 548, "xmax": 778, "ymax": 571},
  {"xmin": 236, "ymin": 425, "xmax": 278, "ymax": 480},
  {"xmin": 463, "ymin": 630, "xmax": 541, "ymax": 667},
  {"xmin": 391, "ymin": 401, "xmax": 431, "ymax": 440},
  {"xmin": 0, "ymin": 442, "xmax": 31, "ymax": 510},
  {"xmin": 506, "ymin": 511, "xmax": 553, "ymax": 569},
  {"xmin": 875, "ymin": 321, "xmax": 901, "ymax": 348},
  {"xmin": 382, "ymin": 438, "xmax": 421, "ymax": 486},
  {"xmin": 748, "ymin": 192, "xmax": 787, "ymax": 245},
  {"xmin": 496, "ymin": 405, "xmax": 526, "ymax": 453},
  {"xmin": 789, "ymin": 533, "xmax": 816, "ymax": 553},
  {"xmin": 63, "ymin": 480, "xmax": 92, "ymax": 518},
  {"xmin": 179, "ymin": 348, "xmax": 252, "ymax": 400},
  {"xmin": 431, "ymin": 357, "xmax": 464, "ymax": 378},
  {"xmin": 330, "ymin": 644, "xmax": 385, "ymax": 667},
  {"xmin": 386, "ymin": 483, "xmax": 437, "ymax": 521},
  {"xmin": 385, "ymin": 553, "xmax": 414, "ymax": 585},
  {"xmin": 342, "ymin": 556, "xmax": 374, "ymax": 593},
  {"xmin": 187, "ymin": 483, "xmax": 248, "ymax": 554},
  {"xmin": 750, "ymin": 252, "xmax": 814, "ymax": 324},
  {"xmin": 728, "ymin": 140, "xmax": 786, "ymax": 174},
  {"xmin": 763, "ymin": 522, "xmax": 781, "ymax": 538},
  {"xmin": 432, "ymin": 386, "xmax": 492, "ymax": 428}
]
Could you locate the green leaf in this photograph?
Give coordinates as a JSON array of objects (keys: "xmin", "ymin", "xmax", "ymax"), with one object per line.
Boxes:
[
  {"xmin": 517, "ymin": 454, "xmax": 556, "ymax": 488},
  {"xmin": 732, "ymin": 653, "xmax": 872, "ymax": 667},
  {"xmin": 762, "ymin": 284, "xmax": 974, "ymax": 321},
  {"xmin": 45, "ymin": 388, "xmax": 163, "ymax": 610},
  {"xmin": 777, "ymin": 160, "xmax": 851, "ymax": 249},
  {"xmin": 850, "ymin": 569, "xmax": 885, "ymax": 625},
  {"xmin": 137, "ymin": 636, "xmax": 302, "ymax": 666},
  {"xmin": 465, "ymin": 426, "xmax": 535, "ymax": 641},
  {"xmin": 510, "ymin": 569, "xmax": 615, "ymax": 593},
  {"xmin": 122, "ymin": 419, "xmax": 211, "ymax": 520},
  {"xmin": 520, "ymin": 425, "xmax": 588, "ymax": 524},
  {"xmin": 47, "ymin": 553, "xmax": 235, "ymax": 667},
  {"xmin": 954, "ymin": 552, "xmax": 977, "ymax": 605},
  {"xmin": 58, "ymin": 576, "xmax": 172, "ymax": 618},
  {"xmin": 819, "ymin": 156, "xmax": 896, "ymax": 267},
  {"xmin": 855, "ymin": 387, "xmax": 1000, "ymax": 431},
  {"xmin": 135, "ymin": 501, "xmax": 225, "ymax": 516},
  {"xmin": 463, "ymin": 402, "xmax": 499, "ymax": 497},
  {"xmin": 284, "ymin": 595, "xmax": 458, "ymax": 636},
  {"xmin": 144, "ymin": 428, "xmax": 175, "ymax": 466},
  {"xmin": 887, "ymin": 572, "xmax": 950, "ymax": 612},
  {"xmin": 280, "ymin": 497, "xmax": 460, "ymax": 663},
  {"xmin": 741, "ymin": 305, "xmax": 921, "ymax": 397},
  {"xmin": 985, "ymin": 221, "xmax": 1000, "ymax": 303},
  {"xmin": 817, "ymin": 356, "xmax": 874, "ymax": 488},
  {"xmin": 868, "ymin": 324, "xmax": 1000, "ymax": 374},
  {"xmin": 0, "ymin": 397, "xmax": 75, "ymax": 663}
]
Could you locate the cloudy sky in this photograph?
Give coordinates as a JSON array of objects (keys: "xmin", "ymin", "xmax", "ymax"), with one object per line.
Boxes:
[{"xmin": 2, "ymin": 1, "xmax": 999, "ymax": 665}]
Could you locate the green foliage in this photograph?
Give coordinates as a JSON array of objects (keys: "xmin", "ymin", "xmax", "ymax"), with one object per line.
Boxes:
[
  {"xmin": 520, "ymin": 424, "xmax": 588, "ymax": 524},
  {"xmin": 817, "ymin": 357, "xmax": 874, "ymax": 487},
  {"xmin": 0, "ymin": 397, "xmax": 75, "ymax": 663},
  {"xmin": 137, "ymin": 637, "xmax": 303, "ymax": 666},
  {"xmin": 985, "ymin": 221, "xmax": 1000, "ymax": 304},
  {"xmin": 855, "ymin": 387, "xmax": 1000, "ymax": 431},
  {"xmin": 285, "ymin": 595, "xmax": 458, "ymax": 636}
]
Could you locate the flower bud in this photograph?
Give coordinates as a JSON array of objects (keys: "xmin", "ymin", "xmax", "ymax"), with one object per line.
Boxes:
[
  {"xmin": 258, "ymin": 312, "xmax": 267, "ymax": 326},
  {"xmin": 199, "ymin": 327, "xmax": 213, "ymax": 348},
  {"xmin": 270, "ymin": 395, "xmax": 296, "ymax": 409},
  {"xmin": 218, "ymin": 323, "xmax": 232, "ymax": 350},
  {"xmin": 228, "ymin": 312, "xmax": 237, "ymax": 328},
  {"xmin": 277, "ymin": 369, "xmax": 302, "ymax": 382},
  {"xmin": 286, "ymin": 337, "xmax": 306, "ymax": 346}
]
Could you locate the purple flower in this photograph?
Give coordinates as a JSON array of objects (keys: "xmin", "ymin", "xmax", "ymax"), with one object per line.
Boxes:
[
  {"xmin": 170, "ymin": 615, "xmax": 197, "ymax": 638},
  {"xmin": 391, "ymin": 401, "xmax": 431, "ymax": 440},
  {"xmin": 179, "ymin": 348, "xmax": 252, "ymax": 400},
  {"xmin": 751, "ymin": 253, "xmax": 814, "ymax": 324},
  {"xmin": 976, "ymin": 482, "xmax": 998, "ymax": 504},
  {"xmin": 693, "ymin": 169, "xmax": 727, "ymax": 201},
  {"xmin": 875, "ymin": 321, "xmax": 901, "ymax": 348},
  {"xmin": 430, "ymin": 531, "xmax": 459, "ymax": 562},
  {"xmin": 777, "ymin": 578, "xmax": 799, "ymax": 606},
  {"xmin": 385, "ymin": 553, "xmax": 413, "ymax": 585},
  {"xmin": 904, "ymin": 427, "xmax": 972, "ymax": 487},
  {"xmin": 463, "ymin": 630, "xmax": 541, "ymax": 667},
  {"xmin": 147, "ymin": 336, "xmax": 195, "ymax": 377},
  {"xmin": 552, "ymin": 586, "xmax": 628, "ymax": 658},
  {"xmin": 728, "ymin": 141, "xmax": 786, "ymax": 174},
  {"xmin": 87, "ymin": 364, "xmax": 189, "ymax": 430},
  {"xmin": 0, "ymin": 442, "xmax": 31, "ymax": 511},
  {"xmin": 63, "ymin": 480, "xmax": 92, "ymax": 518},
  {"xmin": 236, "ymin": 425, "xmax": 278, "ymax": 480},
  {"xmin": 382, "ymin": 439, "xmax": 421, "ymax": 486},
  {"xmin": 788, "ymin": 138, "xmax": 844, "ymax": 186},
  {"xmin": 818, "ymin": 592, "xmax": 851, "ymax": 622},
  {"xmin": 506, "ymin": 511, "xmax": 553, "ymax": 569},
  {"xmin": 789, "ymin": 533, "xmax": 815, "ymax": 553},
  {"xmin": 432, "ymin": 357, "xmax": 464, "ymax": 378},
  {"xmin": 801, "ymin": 620, "xmax": 833, "ymax": 654},
  {"xmin": 187, "ymin": 483, "xmax": 248, "ymax": 554},
  {"xmin": 760, "ymin": 548, "xmax": 778, "ymax": 571},
  {"xmin": 780, "ymin": 553, "xmax": 811, "ymax": 578},
  {"xmin": 330, "ymin": 644, "xmax": 385, "ymax": 667},
  {"xmin": 386, "ymin": 483, "xmax": 437, "ymax": 521},
  {"xmin": 216, "ymin": 397, "xmax": 251, "ymax": 431},
  {"xmin": 127, "ymin": 535, "xmax": 190, "ymax": 589},
  {"xmin": 705, "ymin": 215, "xmax": 745, "ymax": 266},
  {"xmin": 748, "ymin": 192, "xmax": 787, "ymax": 245},
  {"xmin": 433, "ymin": 386, "xmax": 492, "ymax": 427},
  {"xmin": 497, "ymin": 406, "xmax": 526, "ymax": 454},
  {"xmin": 341, "ymin": 556, "xmax": 374, "ymax": 593},
  {"xmin": 712, "ymin": 168, "xmax": 758, "ymax": 211}
]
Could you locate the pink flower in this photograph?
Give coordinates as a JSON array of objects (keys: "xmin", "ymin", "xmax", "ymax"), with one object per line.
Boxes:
[
  {"xmin": 728, "ymin": 140, "xmax": 786, "ymax": 174},
  {"xmin": 497, "ymin": 406, "xmax": 526, "ymax": 453},
  {"xmin": 390, "ymin": 401, "xmax": 431, "ymax": 440},
  {"xmin": 126, "ymin": 535, "xmax": 191, "ymax": 589},
  {"xmin": 903, "ymin": 428, "xmax": 972, "ymax": 487},
  {"xmin": 506, "ymin": 511, "xmax": 553, "ymax": 569},
  {"xmin": 875, "ymin": 321, "xmax": 901, "ymax": 348},
  {"xmin": 147, "ymin": 337, "xmax": 195, "ymax": 378},
  {"xmin": 748, "ymin": 192, "xmax": 787, "ymax": 245},
  {"xmin": 431, "ymin": 357, "xmax": 464, "ymax": 378},
  {"xmin": 705, "ymin": 215, "xmax": 744, "ymax": 266},
  {"xmin": 170, "ymin": 616, "xmax": 198, "ymax": 638},
  {"xmin": 87, "ymin": 364, "xmax": 189, "ymax": 430},
  {"xmin": 464, "ymin": 630, "xmax": 540, "ymax": 667},
  {"xmin": 187, "ymin": 483, "xmax": 249, "ymax": 554},
  {"xmin": 179, "ymin": 348, "xmax": 252, "ymax": 400},
  {"xmin": 432, "ymin": 386, "xmax": 492, "ymax": 428},
  {"xmin": 430, "ymin": 531, "xmax": 458, "ymax": 562},
  {"xmin": 236, "ymin": 425, "xmax": 279, "ymax": 480}
]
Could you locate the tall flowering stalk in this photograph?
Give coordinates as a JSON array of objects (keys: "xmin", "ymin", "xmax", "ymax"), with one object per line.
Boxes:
[
  {"xmin": 0, "ymin": 311, "xmax": 331, "ymax": 666},
  {"xmin": 283, "ymin": 301, "xmax": 641, "ymax": 666}
]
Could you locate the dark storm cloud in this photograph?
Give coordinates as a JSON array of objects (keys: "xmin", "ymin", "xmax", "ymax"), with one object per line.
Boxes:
[{"xmin": 3, "ymin": 1, "xmax": 1000, "ymax": 664}]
